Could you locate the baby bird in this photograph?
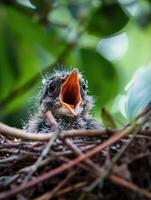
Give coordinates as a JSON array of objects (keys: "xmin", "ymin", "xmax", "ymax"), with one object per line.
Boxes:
[{"xmin": 24, "ymin": 69, "xmax": 102, "ymax": 133}]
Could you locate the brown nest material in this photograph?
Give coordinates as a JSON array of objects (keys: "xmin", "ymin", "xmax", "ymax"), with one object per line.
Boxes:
[{"xmin": 1, "ymin": 107, "xmax": 151, "ymax": 200}]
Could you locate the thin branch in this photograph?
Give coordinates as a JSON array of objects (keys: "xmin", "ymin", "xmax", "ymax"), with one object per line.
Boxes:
[
  {"xmin": 0, "ymin": 122, "xmax": 108, "ymax": 141},
  {"xmin": 85, "ymin": 123, "xmax": 140, "ymax": 191},
  {"xmin": 34, "ymin": 171, "xmax": 76, "ymax": 200},
  {"xmin": 110, "ymin": 175, "xmax": 151, "ymax": 199},
  {"xmin": 21, "ymin": 111, "xmax": 61, "ymax": 184},
  {"xmin": 54, "ymin": 181, "xmax": 87, "ymax": 197}
]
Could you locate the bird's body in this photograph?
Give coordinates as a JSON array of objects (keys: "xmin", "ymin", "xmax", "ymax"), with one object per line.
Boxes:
[
  {"xmin": 24, "ymin": 69, "xmax": 102, "ymax": 133},
  {"xmin": 25, "ymin": 113, "xmax": 101, "ymax": 133}
]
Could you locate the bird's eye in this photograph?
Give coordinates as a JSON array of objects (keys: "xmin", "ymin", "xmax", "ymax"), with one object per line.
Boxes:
[
  {"xmin": 48, "ymin": 84, "xmax": 55, "ymax": 94},
  {"xmin": 49, "ymin": 85, "xmax": 55, "ymax": 91}
]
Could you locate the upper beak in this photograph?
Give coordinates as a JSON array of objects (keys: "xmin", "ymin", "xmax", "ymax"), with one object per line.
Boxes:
[{"xmin": 59, "ymin": 69, "xmax": 81, "ymax": 115}]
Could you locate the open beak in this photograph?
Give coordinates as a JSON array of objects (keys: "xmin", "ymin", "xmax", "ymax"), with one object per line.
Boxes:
[{"xmin": 59, "ymin": 70, "xmax": 81, "ymax": 115}]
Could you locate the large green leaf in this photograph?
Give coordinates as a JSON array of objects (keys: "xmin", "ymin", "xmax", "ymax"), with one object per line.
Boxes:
[
  {"xmin": 119, "ymin": 65, "xmax": 151, "ymax": 120},
  {"xmin": 0, "ymin": 7, "xmax": 19, "ymax": 100},
  {"xmin": 87, "ymin": 3, "xmax": 129, "ymax": 37},
  {"xmin": 80, "ymin": 48, "xmax": 119, "ymax": 107},
  {"xmin": 0, "ymin": 6, "xmax": 64, "ymax": 114}
]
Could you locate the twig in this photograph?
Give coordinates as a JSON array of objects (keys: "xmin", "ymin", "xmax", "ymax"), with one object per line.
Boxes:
[
  {"xmin": 45, "ymin": 112, "xmax": 103, "ymax": 177},
  {"xmin": 110, "ymin": 175, "xmax": 151, "ymax": 199},
  {"xmin": 21, "ymin": 111, "xmax": 61, "ymax": 184},
  {"xmin": 0, "ymin": 155, "xmax": 24, "ymax": 164},
  {"xmin": 0, "ymin": 149, "xmax": 39, "ymax": 158},
  {"xmin": 85, "ymin": 121, "xmax": 140, "ymax": 191},
  {"xmin": 0, "ymin": 122, "xmax": 108, "ymax": 141},
  {"xmin": 44, "ymin": 111, "xmax": 58, "ymax": 127},
  {"xmin": 61, "ymin": 138, "xmax": 102, "ymax": 176},
  {"xmin": 21, "ymin": 135, "xmax": 57, "ymax": 184},
  {"xmin": 34, "ymin": 171, "xmax": 76, "ymax": 200},
  {"xmin": 54, "ymin": 181, "xmax": 87, "ymax": 197},
  {"xmin": 20, "ymin": 157, "xmax": 53, "ymax": 177}
]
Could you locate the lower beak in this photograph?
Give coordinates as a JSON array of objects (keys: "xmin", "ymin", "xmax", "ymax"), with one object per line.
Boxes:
[{"xmin": 59, "ymin": 70, "xmax": 81, "ymax": 115}]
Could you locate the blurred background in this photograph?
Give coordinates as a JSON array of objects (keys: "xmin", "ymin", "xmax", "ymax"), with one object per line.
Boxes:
[{"xmin": 1, "ymin": 0, "xmax": 151, "ymax": 128}]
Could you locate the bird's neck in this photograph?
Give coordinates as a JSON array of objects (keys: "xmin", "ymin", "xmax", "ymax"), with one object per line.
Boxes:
[
  {"xmin": 54, "ymin": 114, "xmax": 86, "ymax": 130},
  {"xmin": 55, "ymin": 114, "xmax": 79, "ymax": 122}
]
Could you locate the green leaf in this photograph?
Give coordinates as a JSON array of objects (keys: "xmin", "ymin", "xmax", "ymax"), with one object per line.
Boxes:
[
  {"xmin": 0, "ymin": 6, "xmax": 61, "ymax": 114},
  {"xmin": 16, "ymin": 0, "xmax": 36, "ymax": 9},
  {"xmin": 48, "ymin": 7, "xmax": 73, "ymax": 26},
  {"xmin": 0, "ymin": 8, "xmax": 19, "ymax": 99},
  {"xmin": 80, "ymin": 48, "xmax": 119, "ymax": 107},
  {"xmin": 87, "ymin": 3, "xmax": 129, "ymax": 37},
  {"xmin": 119, "ymin": 65, "xmax": 151, "ymax": 120}
]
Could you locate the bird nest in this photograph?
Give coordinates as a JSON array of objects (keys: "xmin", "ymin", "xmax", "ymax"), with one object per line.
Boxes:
[{"xmin": 1, "ymin": 108, "xmax": 151, "ymax": 200}]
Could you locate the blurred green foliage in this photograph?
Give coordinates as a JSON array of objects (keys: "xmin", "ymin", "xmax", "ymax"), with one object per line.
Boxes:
[{"xmin": 1, "ymin": 0, "xmax": 151, "ymax": 127}]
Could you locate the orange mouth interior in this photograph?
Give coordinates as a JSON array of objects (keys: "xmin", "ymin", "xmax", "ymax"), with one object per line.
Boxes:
[{"xmin": 59, "ymin": 70, "xmax": 81, "ymax": 115}]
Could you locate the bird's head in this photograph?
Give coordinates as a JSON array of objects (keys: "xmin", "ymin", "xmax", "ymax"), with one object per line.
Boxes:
[{"xmin": 39, "ymin": 69, "xmax": 94, "ymax": 118}]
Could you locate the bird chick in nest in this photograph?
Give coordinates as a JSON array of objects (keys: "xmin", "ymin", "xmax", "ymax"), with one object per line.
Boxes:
[{"xmin": 24, "ymin": 69, "xmax": 103, "ymax": 133}]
